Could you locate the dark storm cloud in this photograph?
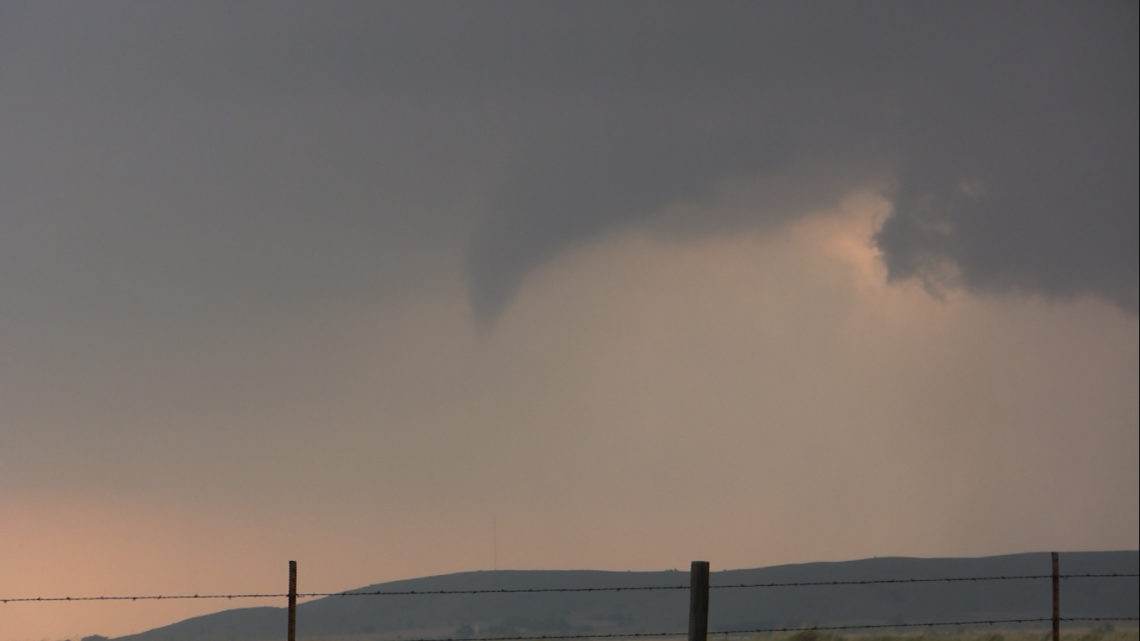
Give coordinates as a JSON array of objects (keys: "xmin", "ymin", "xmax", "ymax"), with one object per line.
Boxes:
[
  {"xmin": 459, "ymin": 1, "xmax": 1140, "ymax": 321},
  {"xmin": 872, "ymin": 1, "xmax": 1139, "ymax": 312},
  {"xmin": 1, "ymin": 1, "xmax": 1135, "ymax": 326}
]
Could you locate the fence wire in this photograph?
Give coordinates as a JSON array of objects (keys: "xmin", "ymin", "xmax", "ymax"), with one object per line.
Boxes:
[
  {"xmin": 299, "ymin": 584, "xmax": 687, "ymax": 598},
  {"xmin": 388, "ymin": 616, "xmax": 1140, "ymax": 641},
  {"xmin": 4, "ymin": 573, "xmax": 1135, "ymax": 603},
  {"xmin": 0, "ymin": 592, "xmax": 288, "ymax": 603},
  {"xmin": 711, "ymin": 572, "xmax": 1140, "ymax": 590},
  {"xmin": 3, "ymin": 568, "xmax": 1135, "ymax": 641}
]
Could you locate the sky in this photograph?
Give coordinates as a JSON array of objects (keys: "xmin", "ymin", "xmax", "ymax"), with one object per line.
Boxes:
[{"xmin": 0, "ymin": 1, "xmax": 1137, "ymax": 639}]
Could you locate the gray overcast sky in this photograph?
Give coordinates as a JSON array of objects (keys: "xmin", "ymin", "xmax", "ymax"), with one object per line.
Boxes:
[{"xmin": 1, "ymin": 2, "xmax": 1137, "ymax": 639}]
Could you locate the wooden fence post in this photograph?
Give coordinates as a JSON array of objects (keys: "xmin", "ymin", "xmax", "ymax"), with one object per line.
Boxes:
[
  {"xmin": 689, "ymin": 560, "xmax": 710, "ymax": 641},
  {"xmin": 1052, "ymin": 552, "xmax": 1060, "ymax": 641},
  {"xmin": 289, "ymin": 560, "xmax": 297, "ymax": 641}
]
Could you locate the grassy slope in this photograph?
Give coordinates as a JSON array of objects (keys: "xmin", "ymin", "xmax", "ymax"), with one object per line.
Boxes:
[{"xmin": 109, "ymin": 551, "xmax": 1139, "ymax": 641}]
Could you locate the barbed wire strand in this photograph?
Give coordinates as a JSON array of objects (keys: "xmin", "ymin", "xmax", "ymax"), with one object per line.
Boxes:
[
  {"xmin": 715, "ymin": 617, "xmax": 1140, "ymax": 635},
  {"xmin": 297, "ymin": 573, "xmax": 1140, "ymax": 598},
  {"xmin": 711, "ymin": 572, "xmax": 1140, "ymax": 590},
  {"xmin": 389, "ymin": 616, "xmax": 1140, "ymax": 641},
  {"xmin": 0, "ymin": 593, "xmax": 288, "ymax": 603},
  {"xmin": 1060, "ymin": 573, "xmax": 1140, "ymax": 579},
  {"xmin": 2, "ymin": 572, "xmax": 1136, "ymax": 604},
  {"xmin": 300, "ymin": 585, "xmax": 687, "ymax": 598}
]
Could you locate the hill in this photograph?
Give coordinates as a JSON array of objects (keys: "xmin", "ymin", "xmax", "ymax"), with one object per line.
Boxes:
[{"xmin": 112, "ymin": 551, "xmax": 1138, "ymax": 641}]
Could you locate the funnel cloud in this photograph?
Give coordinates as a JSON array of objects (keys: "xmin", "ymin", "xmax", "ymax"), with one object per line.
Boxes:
[
  {"xmin": 456, "ymin": 2, "xmax": 1139, "ymax": 322},
  {"xmin": 0, "ymin": 4, "xmax": 1136, "ymax": 640}
]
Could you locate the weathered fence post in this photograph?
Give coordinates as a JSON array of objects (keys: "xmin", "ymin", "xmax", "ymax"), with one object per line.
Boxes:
[
  {"xmin": 689, "ymin": 560, "xmax": 710, "ymax": 641},
  {"xmin": 1052, "ymin": 552, "xmax": 1060, "ymax": 641},
  {"xmin": 288, "ymin": 560, "xmax": 297, "ymax": 641}
]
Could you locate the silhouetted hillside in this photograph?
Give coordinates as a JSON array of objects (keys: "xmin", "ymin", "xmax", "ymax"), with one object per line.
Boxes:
[{"xmin": 112, "ymin": 551, "xmax": 1138, "ymax": 641}]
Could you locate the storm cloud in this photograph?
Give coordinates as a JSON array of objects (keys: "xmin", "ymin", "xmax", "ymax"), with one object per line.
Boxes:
[
  {"xmin": 2, "ymin": 5, "xmax": 1137, "ymax": 639},
  {"xmin": 2, "ymin": 1, "xmax": 1135, "ymax": 327},
  {"xmin": 461, "ymin": 1, "xmax": 1139, "ymax": 321}
]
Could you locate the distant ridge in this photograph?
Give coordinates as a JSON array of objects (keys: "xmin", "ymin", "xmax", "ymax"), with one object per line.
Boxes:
[{"xmin": 112, "ymin": 551, "xmax": 1139, "ymax": 641}]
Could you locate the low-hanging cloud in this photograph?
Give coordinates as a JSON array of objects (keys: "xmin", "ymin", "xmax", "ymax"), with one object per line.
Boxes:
[
  {"xmin": 466, "ymin": 103, "xmax": 796, "ymax": 325},
  {"xmin": 1, "ymin": 7, "xmax": 1136, "ymax": 638},
  {"xmin": 459, "ymin": 2, "xmax": 1138, "ymax": 322},
  {"xmin": 1, "ymin": 1, "xmax": 1135, "ymax": 329}
]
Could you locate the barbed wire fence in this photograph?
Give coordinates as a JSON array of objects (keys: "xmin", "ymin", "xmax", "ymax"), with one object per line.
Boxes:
[
  {"xmin": 7, "ymin": 573, "xmax": 1137, "ymax": 603},
  {"xmin": 2, "ymin": 553, "xmax": 1136, "ymax": 641}
]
